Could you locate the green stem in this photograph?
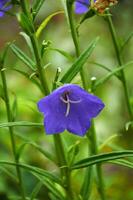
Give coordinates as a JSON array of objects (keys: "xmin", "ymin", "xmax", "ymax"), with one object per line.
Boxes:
[
  {"xmin": 20, "ymin": 0, "xmax": 49, "ymax": 96},
  {"xmin": 30, "ymin": 34, "xmax": 50, "ymax": 95},
  {"xmin": 0, "ymin": 65, "xmax": 26, "ymax": 199},
  {"xmin": 20, "ymin": 1, "xmax": 73, "ymax": 199},
  {"xmin": 20, "ymin": 0, "xmax": 31, "ymax": 18},
  {"xmin": 66, "ymin": 2, "xmax": 88, "ymax": 90},
  {"xmin": 87, "ymin": 122, "xmax": 105, "ymax": 200},
  {"xmin": 106, "ymin": 10, "xmax": 133, "ymax": 120},
  {"xmin": 66, "ymin": 2, "xmax": 106, "ymax": 200},
  {"xmin": 53, "ymin": 135, "xmax": 73, "ymax": 199}
]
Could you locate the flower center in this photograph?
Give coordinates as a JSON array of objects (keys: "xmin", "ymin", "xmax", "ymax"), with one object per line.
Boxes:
[{"xmin": 60, "ymin": 92, "xmax": 81, "ymax": 117}]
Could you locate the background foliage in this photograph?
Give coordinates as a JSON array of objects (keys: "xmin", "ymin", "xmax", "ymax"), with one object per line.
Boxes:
[{"xmin": 0, "ymin": 0, "xmax": 133, "ymax": 199}]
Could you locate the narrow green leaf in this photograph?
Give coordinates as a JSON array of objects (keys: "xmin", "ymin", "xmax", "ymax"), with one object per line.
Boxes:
[
  {"xmin": 1, "ymin": 42, "xmax": 12, "ymax": 65},
  {"xmin": 20, "ymin": 32, "xmax": 35, "ymax": 59},
  {"xmin": 71, "ymin": 150, "xmax": 133, "ymax": 169},
  {"xmin": 7, "ymin": 196, "xmax": 31, "ymax": 200},
  {"xmin": 16, "ymin": 141, "xmax": 56, "ymax": 163},
  {"xmin": 50, "ymin": 48, "xmax": 74, "ymax": 62},
  {"xmin": 49, "ymin": 193, "xmax": 60, "ymax": 200},
  {"xmin": 0, "ymin": 161, "xmax": 65, "ymax": 200},
  {"xmin": 67, "ymin": 141, "xmax": 80, "ymax": 166},
  {"xmin": 17, "ymin": 13, "xmax": 35, "ymax": 34},
  {"xmin": 60, "ymin": 37, "xmax": 99, "ymax": 83},
  {"xmin": 109, "ymin": 159, "xmax": 133, "ymax": 169},
  {"xmin": 33, "ymin": 173, "xmax": 66, "ymax": 200},
  {"xmin": 121, "ymin": 31, "xmax": 133, "ymax": 51},
  {"xmin": 0, "ymin": 161, "xmax": 60, "ymax": 183},
  {"xmin": 30, "ymin": 181, "xmax": 43, "ymax": 200},
  {"xmin": 92, "ymin": 61, "xmax": 133, "ymax": 91},
  {"xmin": 12, "ymin": 68, "xmax": 43, "ymax": 92},
  {"xmin": 125, "ymin": 121, "xmax": 133, "ymax": 131},
  {"xmin": 0, "ymin": 121, "xmax": 43, "ymax": 128},
  {"xmin": 52, "ymin": 67, "xmax": 62, "ymax": 90},
  {"xmin": 32, "ymin": 0, "xmax": 46, "ymax": 19},
  {"xmin": 36, "ymin": 11, "xmax": 64, "ymax": 38},
  {"xmin": 90, "ymin": 61, "xmax": 120, "ymax": 79},
  {"xmin": 99, "ymin": 134, "xmax": 119, "ymax": 150},
  {"xmin": 10, "ymin": 44, "xmax": 36, "ymax": 70},
  {"xmin": 13, "ymin": 132, "xmax": 56, "ymax": 163},
  {"xmin": 0, "ymin": 167, "xmax": 17, "ymax": 181},
  {"xmin": 80, "ymin": 166, "xmax": 93, "ymax": 200}
]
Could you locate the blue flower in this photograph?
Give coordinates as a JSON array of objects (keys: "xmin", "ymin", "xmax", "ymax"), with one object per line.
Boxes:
[
  {"xmin": 0, "ymin": 0, "xmax": 12, "ymax": 17},
  {"xmin": 37, "ymin": 84, "xmax": 104, "ymax": 136},
  {"xmin": 75, "ymin": 0, "xmax": 91, "ymax": 14}
]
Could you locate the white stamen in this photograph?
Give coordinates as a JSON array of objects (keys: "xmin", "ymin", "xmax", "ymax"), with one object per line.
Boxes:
[
  {"xmin": 65, "ymin": 100, "xmax": 70, "ymax": 117},
  {"xmin": 60, "ymin": 96, "xmax": 69, "ymax": 104},
  {"xmin": 60, "ymin": 94, "xmax": 81, "ymax": 117},
  {"xmin": 69, "ymin": 99, "xmax": 81, "ymax": 103}
]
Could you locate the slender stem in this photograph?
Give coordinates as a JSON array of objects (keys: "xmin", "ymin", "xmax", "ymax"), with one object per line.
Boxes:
[
  {"xmin": 20, "ymin": 1, "xmax": 73, "ymax": 199},
  {"xmin": 20, "ymin": 0, "xmax": 49, "ymax": 96},
  {"xmin": 30, "ymin": 35, "xmax": 50, "ymax": 95},
  {"xmin": 20, "ymin": 0, "xmax": 31, "ymax": 18},
  {"xmin": 53, "ymin": 135, "xmax": 73, "ymax": 199},
  {"xmin": 66, "ymin": 2, "xmax": 88, "ymax": 90},
  {"xmin": 106, "ymin": 10, "xmax": 133, "ymax": 119},
  {"xmin": 0, "ymin": 65, "xmax": 26, "ymax": 199},
  {"xmin": 87, "ymin": 122, "xmax": 105, "ymax": 200},
  {"xmin": 66, "ymin": 2, "xmax": 106, "ymax": 200}
]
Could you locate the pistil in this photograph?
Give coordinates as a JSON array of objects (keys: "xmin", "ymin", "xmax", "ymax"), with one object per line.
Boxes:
[{"xmin": 60, "ymin": 93, "xmax": 81, "ymax": 117}]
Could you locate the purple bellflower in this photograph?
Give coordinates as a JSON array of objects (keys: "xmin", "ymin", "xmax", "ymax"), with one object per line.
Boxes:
[
  {"xmin": 38, "ymin": 84, "xmax": 104, "ymax": 137},
  {"xmin": 75, "ymin": 0, "xmax": 97, "ymax": 14},
  {"xmin": 0, "ymin": 0, "xmax": 12, "ymax": 17},
  {"xmin": 75, "ymin": 0, "xmax": 91, "ymax": 14}
]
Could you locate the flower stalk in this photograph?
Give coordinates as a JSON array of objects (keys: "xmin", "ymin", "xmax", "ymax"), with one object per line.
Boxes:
[
  {"xmin": 65, "ymin": 1, "xmax": 106, "ymax": 200},
  {"xmin": 20, "ymin": 0, "xmax": 49, "ymax": 96},
  {"xmin": 106, "ymin": 10, "xmax": 133, "ymax": 120},
  {"xmin": 20, "ymin": 1, "xmax": 73, "ymax": 199},
  {"xmin": 66, "ymin": 1, "xmax": 88, "ymax": 90},
  {"xmin": 87, "ymin": 122, "xmax": 106, "ymax": 200},
  {"xmin": 53, "ymin": 134, "xmax": 73, "ymax": 199},
  {"xmin": 0, "ymin": 61, "xmax": 26, "ymax": 199}
]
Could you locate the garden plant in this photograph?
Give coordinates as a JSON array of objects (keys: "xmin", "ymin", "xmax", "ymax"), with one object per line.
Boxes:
[{"xmin": 0, "ymin": 0, "xmax": 133, "ymax": 200}]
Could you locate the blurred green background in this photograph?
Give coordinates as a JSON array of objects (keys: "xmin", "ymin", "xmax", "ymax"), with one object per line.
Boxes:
[{"xmin": 0, "ymin": 0, "xmax": 133, "ymax": 199}]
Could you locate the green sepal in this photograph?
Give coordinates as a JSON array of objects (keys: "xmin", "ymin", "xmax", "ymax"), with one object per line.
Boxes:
[{"xmin": 79, "ymin": 9, "xmax": 96, "ymax": 25}]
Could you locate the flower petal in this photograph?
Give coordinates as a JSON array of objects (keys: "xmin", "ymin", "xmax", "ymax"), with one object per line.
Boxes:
[
  {"xmin": 75, "ymin": 0, "xmax": 90, "ymax": 14},
  {"xmin": 68, "ymin": 85, "xmax": 105, "ymax": 118},
  {"xmin": 0, "ymin": 0, "xmax": 12, "ymax": 18},
  {"xmin": 0, "ymin": 12, "xmax": 4, "ymax": 17},
  {"xmin": 81, "ymin": 94, "xmax": 105, "ymax": 118},
  {"xmin": 38, "ymin": 88, "xmax": 67, "ymax": 134},
  {"xmin": 44, "ymin": 113, "xmax": 66, "ymax": 134},
  {"xmin": 66, "ymin": 106, "xmax": 91, "ymax": 136},
  {"xmin": 38, "ymin": 89, "xmax": 67, "ymax": 116}
]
